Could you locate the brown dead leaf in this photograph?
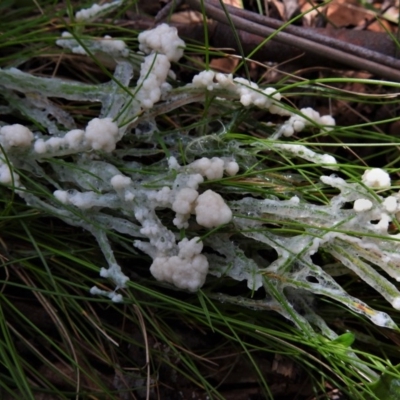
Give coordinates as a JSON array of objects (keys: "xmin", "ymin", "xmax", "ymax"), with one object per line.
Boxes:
[
  {"xmin": 170, "ymin": 10, "xmax": 204, "ymax": 24},
  {"xmin": 301, "ymin": 0, "xmax": 393, "ymax": 32},
  {"xmin": 282, "ymin": 0, "xmax": 299, "ymax": 20},
  {"xmin": 209, "ymin": 57, "xmax": 239, "ymax": 73},
  {"xmin": 383, "ymin": 6, "xmax": 400, "ymax": 24},
  {"xmin": 325, "ymin": 0, "xmax": 391, "ymax": 32},
  {"xmin": 221, "ymin": 0, "xmax": 243, "ymax": 9},
  {"xmin": 272, "ymin": 354, "xmax": 301, "ymax": 379},
  {"xmin": 299, "ymin": 0, "xmax": 318, "ymax": 26},
  {"xmin": 269, "ymin": 0, "xmax": 286, "ymax": 20}
]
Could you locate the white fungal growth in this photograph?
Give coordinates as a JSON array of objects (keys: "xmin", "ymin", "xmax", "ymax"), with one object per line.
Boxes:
[
  {"xmin": 362, "ymin": 168, "xmax": 391, "ymax": 189},
  {"xmin": 100, "ymin": 262, "xmax": 129, "ymax": 288},
  {"xmin": 111, "ymin": 174, "xmax": 131, "ymax": 189},
  {"xmin": 354, "ymin": 198, "xmax": 373, "ymax": 212},
  {"xmin": 224, "ymin": 160, "xmax": 240, "ymax": 176},
  {"xmin": 64, "ymin": 129, "xmax": 85, "ymax": 149},
  {"xmin": 56, "ymin": 32, "xmax": 128, "ymax": 57},
  {"xmin": 279, "ymin": 107, "xmax": 336, "ymax": 137},
  {"xmin": 90, "ymin": 286, "xmax": 124, "ymax": 303},
  {"xmin": 168, "ymin": 156, "xmax": 180, "ymax": 170},
  {"xmin": 75, "ymin": 1, "xmax": 123, "ymax": 21},
  {"xmin": 172, "ymin": 188, "xmax": 198, "ymax": 215},
  {"xmin": 56, "ymin": 32, "xmax": 86, "ymax": 55},
  {"xmin": 4, "ymin": 21, "xmax": 400, "ymax": 348},
  {"xmin": 215, "ymin": 73, "xmax": 235, "ymax": 88},
  {"xmin": 188, "ymin": 157, "xmax": 239, "ymax": 180},
  {"xmin": 185, "ymin": 174, "xmax": 204, "ymax": 189},
  {"xmin": 167, "ymin": 157, "xmax": 239, "ymax": 229},
  {"xmin": 138, "ymin": 23, "xmax": 185, "ymax": 62},
  {"xmin": 191, "ymin": 72, "xmax": 289, "ymax": 114},
  {"xmin": 383, "ymin": 196, "xmax": 398, "ymax": 213},
  {"xmin": 192, "ymin": 70, "xmax": 216, "ymax": 91},
  {"xmin": 234, "ymin": 78, "xmax": 282, "ymax": 109},
  {"xmin": 54, "ymin": 190, "xmax": 94, "ymax": 209},
  {"xmin": 84, "ymin": 117, "xmax": 119, "ymax": 152},
  {"xmin": 172, "ymin": 188, "xmax": 199, "ymax": 229},
  {"xmin": 136, "ymin": 53, "xmax": 171, "ymax": 109},
  {"xmin": 190, "ymin": 72, "xmax": 336, "ymax": 134},
  {"xmin": 375, "ymin": 213, "xmax": 391, "ymax": 233},
  {"xmin": 0, "ymin": 161, "xmax": 19, "ymax": 186},
  {"xmin": 53, "ymin": 190, "xmax": 69, "ymax": 204},
  {"xmin": 36, "ymin": 137, "xmax": 61, "ymax": 152},
  {"xmin": 320, "ymin": 115, "xmax": 336, "ymax": 126},
  {"xmin": 150, "ymin": 237, "xmax": 209, "ymax": 292},
  {"xmin": 195, "ymin": 190, "xmax": 232, "ymax": 228},
  {"xmin": 147, "ymin": 186, "xmax": 172, "ymax": 206},
  {"xmin": 0, "ymin": 124, "xmax": 33, "ymax": 149},
  {"xmin": 273, "ymin": 143, "xmax": 338, "ymax": 170},
  {"xmin": 33, "ymin": 139, "xmax": 47, "ymax": 154},
  {"xmin": 100, "ymin": 35, "xmax": 127, "ymax": 54},
  {"xmin": 36, "ymin": 122, "xmax": 106, "ymax": 156},
  {"xmin": 189, "ymin": 157, "xmax": 225, "ymax": 180}
]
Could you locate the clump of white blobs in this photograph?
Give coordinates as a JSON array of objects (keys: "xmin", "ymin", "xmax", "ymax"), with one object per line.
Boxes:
[
  {"xmin": 138, "ymin": 23, "xmax": 184, "ymax": 63},
  {"xmin": 34, "ymin": 118, "xmax": 119, "ymax": 154},
  {"xmin": 75, "ymin": 0, "xmax": 122, "ymax": 21},
  {"xmin": 0, "ymin": 124, "xmax": 33, "ymax": 149},
  {"xmin": 352, "ymin": 168, "xmax": 394, "ymax": 234},
  {"xmin": 171, "ymin": 157, "xmax": 238, "ymax": 230},
  {"xmin": 191, "ymin": 70, "xmax": 336, "ymax": 137},
  {"xmin": 58, "ymin": 1, "xmax": 128, "ymax": 58},
  {"xmin": 195, "ymin": 189, "xmax": 232, "ymax": 228},
  {"xmin": 148, "ymin": 156, "xmax": 239, "ymax": 291},
  {"xmin": 56, "ymin": 32, "xmax": 128, "ymax": 57},
  {"xmin": 191, "ymin": 71, "xmax": 287, "ymax": 115},
  {"xmin": 362, "ymin": 168, "xmax": 391, "ymax": 189},
  {"xmin": 84, "ymin": 117, "xmax": 119, "ymax": 152},
  {"xmin": 136, "ymin": 24, "xmax": 185, "ymax": 109},
  {"xmin": 150, "ymin": 237, "xmax": 209, "ymax": 292},
  {"xmin": 135, "ymin": 54, "xmax": 172, "ymax": 109},
  {"xmin": 353, "ymin": 198, "xmax": 373, "ymax": 212},
  {"xmin": 0, "ymin": 124, "xmax": 33, "ymax": 188},
  {"xmin": 279, "ymin": 107, "xmax": 336, "ymax": 137}
]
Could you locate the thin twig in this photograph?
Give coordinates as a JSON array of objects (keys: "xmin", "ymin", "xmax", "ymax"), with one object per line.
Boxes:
[
  {"xmin": 186, "ymin": 0, "xmax": 400, "ymax": 81},
  {"xmin": 155, "ymin": 0, "xmax": 184, "ymax": 23},
  {"xmin": 218, "ymin": 1, "xmax": 400, "ymax": 70}
]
